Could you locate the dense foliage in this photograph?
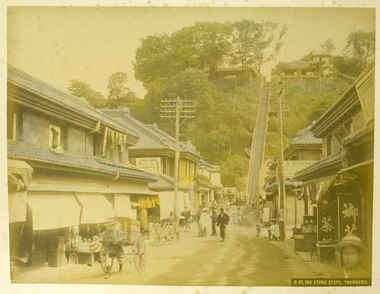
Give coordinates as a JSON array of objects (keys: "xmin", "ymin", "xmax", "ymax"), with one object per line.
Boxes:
[{"xmin": 131, "ymin": 20, "xmax": 284, "ymax": 190}]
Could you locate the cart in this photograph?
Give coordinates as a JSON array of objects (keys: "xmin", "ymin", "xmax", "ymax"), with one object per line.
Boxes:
[
  {"xmin": 99, "ymin": 235, "xmax": 146, "ymax": 274},
  {"xmin": 99, "ymin": 217, "xmax": 146, "ymax": 275},
  {"xmin": 152, "ymin": 221, "xmax": 180, "ymax": 245}
]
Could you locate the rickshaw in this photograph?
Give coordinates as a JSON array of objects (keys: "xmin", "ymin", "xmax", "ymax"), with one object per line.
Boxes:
[
  {"xmin": 99, "ymin": 218, "xmax": 146, "ymax": 275},
  {"xmin": 152, "ymin": 220, "xmax": 180, "ymax": 245}
]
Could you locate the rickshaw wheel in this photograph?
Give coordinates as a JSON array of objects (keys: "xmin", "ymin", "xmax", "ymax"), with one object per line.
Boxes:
[
  {"xmin": 153, "ymin": 223, "xmax": 161, "ymax": 245},
  {"xmin": 99, "ymin": 248, "xmax": 113, "ymax": 273},
  {"xmin": 134, "ymin": 234, "xmax": 146, "ymax": 273}
]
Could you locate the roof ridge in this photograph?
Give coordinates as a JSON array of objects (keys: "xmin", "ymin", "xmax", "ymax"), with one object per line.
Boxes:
[
  {"xmin": 8, "ymin": 65, "xmax": 90, "ymax": 107},
  {"xmin": 8, "ymin": 65, "xmax": 139, "ymax": 137},
  {"xmin": 103, "ymin": 110, "xmax": 173, "ymax": 148}
]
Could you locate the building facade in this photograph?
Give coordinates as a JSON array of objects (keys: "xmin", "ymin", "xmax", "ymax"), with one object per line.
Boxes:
[
  {"xmin": 101, "ymin": 109, "xmax": 201, "ymax": 221},
  {"xmin": 294, "ymin": 66, "xmax": 374, "ymax": 266},
  {"xmin": 264, "ymin": 126, "xmax": 322, "ymax": 237},
  {"xmin": 7, "ymin": 67, "xmax": 157, "ymax": 266}
]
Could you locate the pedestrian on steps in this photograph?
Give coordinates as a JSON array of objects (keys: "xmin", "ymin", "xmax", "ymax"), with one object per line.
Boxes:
[{"xmin": 216, "ymin": 208, "xmax": 230, "ymax": 241}]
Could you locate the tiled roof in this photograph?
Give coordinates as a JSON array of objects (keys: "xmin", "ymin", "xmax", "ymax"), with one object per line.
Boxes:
[
  {"xmin": 149, "ymin": 174, "xmax": 189, "ymax": 190},
  {"xmin": 343, "ymin": 122, "xmax": 374, "ymax": 145},
  {"xmin": 311, "ymin": 65, "xmax": 374, "ymax": 137},
  {"xmin": 294, "ymin": 153, "xmax": 342, "ymax": 180},
  {"xmin": 199, "ymin": 159, "xmax": 214, "ymax": 167},
  {"xmin": 101, "ymin": 109, "xmax": 200, "ymax": 157},
  {"xmin": 284, "ymin": 61, "xmax": 316, "ymax": 69},
  {"xmin": 7, "ymin": 66, "xmax": 138, "ymax": 137},
  {"xmin": 264, "ymin": 180, "xmax": 302, "ymax": 191},
  {"xmin": 292, "ymin": 126, "xmax": 322, "ymax": 144},
  {"xmin": 8, "ymin": 140, "xmax": 157, "ymax": 181}
]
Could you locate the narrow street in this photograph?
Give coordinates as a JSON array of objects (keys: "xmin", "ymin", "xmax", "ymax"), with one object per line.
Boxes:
[{"xmin": 14, "ymin": 208, "xmax": 335, "ymax": 286}]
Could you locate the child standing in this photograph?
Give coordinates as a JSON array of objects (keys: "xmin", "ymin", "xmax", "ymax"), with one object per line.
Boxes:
[
  {"xmin": 256, "ymin": 220, "xmax": 262, "ymax": 236},
  {"xmin": 336, "ymin": 236, "xmax": 369, "ymax": 278}
]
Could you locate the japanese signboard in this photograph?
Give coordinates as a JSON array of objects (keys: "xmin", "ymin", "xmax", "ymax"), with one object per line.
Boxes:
[
  {"xmin": 284, "ymin": 160, "xmax": 318, "ymax": 178},
  {"xmin": 135, "ymin": 157, "xmax": 161, "ymax": 174},
  {"xmin": 318, "ymin": 201, "xmax": 337, "ymax": 241},
  {"xmin": 338, "ymin": 194, "xmax": 361, "ymax": 240}
]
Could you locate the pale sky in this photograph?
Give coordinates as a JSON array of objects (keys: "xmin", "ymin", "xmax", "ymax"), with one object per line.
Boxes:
[{"xmin": 7, "ymin": 6, "xmax": 375, "ymax": 98}]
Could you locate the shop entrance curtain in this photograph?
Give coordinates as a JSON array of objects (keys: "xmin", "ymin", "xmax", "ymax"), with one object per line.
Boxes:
[{"xmin": 27, "ymin": 192, "xmax": 81, "ymax": 230}]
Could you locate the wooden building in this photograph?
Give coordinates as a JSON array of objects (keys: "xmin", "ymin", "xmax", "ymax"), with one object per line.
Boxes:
[
  {"xmin": 294, "ymin": 66, "xmax": 374, "ymax": 266},
  {"xmin": 195, "ymin": 160, "xmax": 223, "ymax": 208},
  {"xmin": 101, "ymin": 109, "xmax": 201, "ymax": 220},
  {"xmin": 264, "ymin": 126, "xmax": 322, "ymax": 237},
  {"xmin": 7, "ymin": 66, "xmax": 157, "ymax": 266}
]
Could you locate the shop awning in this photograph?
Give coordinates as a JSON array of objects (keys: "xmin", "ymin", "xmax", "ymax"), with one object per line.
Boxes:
[
  {"xmin": 8, "ymin": 160, "xmax": 33, "ymax": 223},
  {"xmin": 27, "ymin": 192, "xmax": 81, "ymax": 230},
  {"xmin": 9, "ymin": 191, "xmax": 27, "ymax": 223},
  {"xmin": 8, "ymin": 159, "xmax": 33, "ymax": 189},
  {"xmin": 314, "ymin": 177, "xmax": 336, "ymax": 204},
  {"xmin": 114, "ymin": 194, "xmax": 135, "ymax": 219},
  {"xmin": 75, "ymin": 193, "xmax": 115, "ymax": 224}
]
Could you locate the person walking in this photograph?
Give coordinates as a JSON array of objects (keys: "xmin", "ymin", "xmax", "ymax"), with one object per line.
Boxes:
[
  {"xmin": 199, "ymin": 208, "xmax": 211, "ymax": 237},
  {"xmin": 237, "ymin": 207, "xmax": 242, "ymax": 224},
  {"xmin": 210, "ymin": 207, "xmax": 218, "ymax": 236},
  {"xmin": 99, "ymin": 218, "xmax": 126, "ymax": 279},
  {"xmin": 184, "ymin": 206, "xmax": 191, "ymax": 231},
  {"xmin": 216, "ymin": 208, "xmax": 230, "ymax": 241}
]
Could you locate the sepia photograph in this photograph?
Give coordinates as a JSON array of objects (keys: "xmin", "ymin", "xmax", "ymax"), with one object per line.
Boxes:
[{"xmin": 1, "ymin": 0, "xmax": 379, "ymax": 292}]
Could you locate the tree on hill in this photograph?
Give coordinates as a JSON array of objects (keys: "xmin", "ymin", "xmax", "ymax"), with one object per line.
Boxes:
[
  {"xmin": 332, "ymin": 30, "xmax": 375, "ymax": 79},
  {"xmin": 344, "ymin": 30, "xmax": 375, "ymax": 66},
  {"xmin": 67, "ymin": 79, "xmax": 106, "ymax": 108},
  {"xmin": 132, "ymin": 20, "xmax": 284, "ymax": 190},
  {"xmin": 320, "ymin": 39, "xmax": 335, "ymax": 53},
  {"xmin": 106, "ymin": 72, "xmax": 137, "ymax": 109},
  {"xmin": 171, "ymin": 22, "xmax": 233, "ymax": 76},
  {"xmin": 230, "ymin": 20, "xmax": 287, "ymax": 73}
]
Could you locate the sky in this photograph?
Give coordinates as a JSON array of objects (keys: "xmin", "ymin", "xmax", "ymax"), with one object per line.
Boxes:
[{"xmin": 7, "ymin": 6, "xmax": 376, "ymax": 98}]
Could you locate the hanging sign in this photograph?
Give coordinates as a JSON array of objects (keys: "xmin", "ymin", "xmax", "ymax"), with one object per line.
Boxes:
[
  {"xmin": 338, "ymin": 194, "xmax": 361, "ymax": 240},
  {"xmin": 284, "ymin": 160, "xmax": 318, "ymax": 178},
  {"xmin": 135, "ymin": 158, "xmax": 161, "ymax": 174}
]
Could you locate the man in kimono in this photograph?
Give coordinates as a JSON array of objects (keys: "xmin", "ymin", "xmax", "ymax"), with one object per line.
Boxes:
[
  {"xmin": 99, "ymin": 218, "xmax": 126, "ymax": 279},
  {"xmin": 216, "ymin": 208, "xmax": 230, "ymax": 241}
]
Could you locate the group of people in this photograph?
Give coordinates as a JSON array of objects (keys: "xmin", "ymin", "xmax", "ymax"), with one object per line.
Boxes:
[
  {"xmin": 197, "ymin": 206, "xmax": 231, "ymax": 241},
  {"xmin": 99, "ymin": 210, "xmax": 370, "ymax": 280}
]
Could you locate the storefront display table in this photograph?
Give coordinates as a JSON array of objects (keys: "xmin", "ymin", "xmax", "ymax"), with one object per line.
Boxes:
[{"xmin": 66, "ymin": 250, "xmax": 100, "ymax": 266}]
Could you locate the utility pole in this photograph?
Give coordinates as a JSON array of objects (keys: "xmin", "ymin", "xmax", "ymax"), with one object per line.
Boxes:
[
  {"xmin": 160, "ymin": 97, "xmax": 195, "ymax": 220},
  {"xmin": 276, "ymin": 79, "xmax": 287, "ymax": 240}
]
